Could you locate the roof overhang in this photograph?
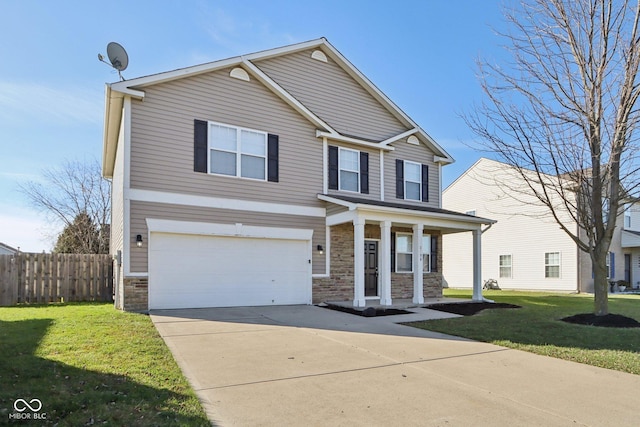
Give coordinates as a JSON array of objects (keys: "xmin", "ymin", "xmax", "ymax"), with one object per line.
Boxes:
[
  {"xmin": 622, "ymin": 230, "xmax": 640, "ymax": 248},
  {"xmin": 319, "ymin": 194, "xmax": 495, "ymax": 233}
]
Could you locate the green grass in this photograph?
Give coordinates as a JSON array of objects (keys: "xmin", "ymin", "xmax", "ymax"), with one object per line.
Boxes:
[
  {"xmin": 409, "ymin": 290, "xmax": 640, "ymax": 375},
  {"xmin": 0, "ymin": 303, "xmax": 210, "ymax": 426}
]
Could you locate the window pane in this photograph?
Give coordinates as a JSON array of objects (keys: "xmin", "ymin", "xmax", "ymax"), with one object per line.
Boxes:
[
  {"xmin": 422, "ymin": 235, "xmax": 431, "ymax": 272},
  {"xmin": 500, "ymin": 267, "xmax": 511, "ymax": 278},
  {"xmin": 210, "ymin": 125, "xmax": 237, "ymax": 151},
  {"xmin": 396, "ymin": 235, "xmax": 412, "ymax": 253},
  {"xmin": 340, "ymin": 170, "xmax": 359, "ymax": 192},
  {"xmin": 241, "ymin": 154, "xmax": 266, "ymax": 179},
  {"xmin": 546, "ymin": 266, "xmax": 560, "ymax": 278},
  {"xmin": 397, "ymin": 254, "xmax": 412, "ymax": 272},
  {"xmin": 545, "ymin": 252, "xmax": 559, "ymax": 265},
  {"xmin": 210, "ymin": 150, "xmax": 236, "ymax": 175},
  {"xmin": 241, "ymin": 130, "xmax": 266, "ymax": 156},
  {"xmin": 405, "ymin": 162, "xmax": 421, "ymax": 182},
  {"xmin": 406, "ymin": 182, "xmax": 421, "ymax": 200},
  {"xmin": 339, "ymin": 149, "xmax": 359, "ymax": 171}
]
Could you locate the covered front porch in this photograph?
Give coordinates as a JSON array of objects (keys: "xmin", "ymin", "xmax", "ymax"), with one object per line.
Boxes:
[{"xmin": 317, "ymin": 195, "xmax": 496, "ymax": 307}]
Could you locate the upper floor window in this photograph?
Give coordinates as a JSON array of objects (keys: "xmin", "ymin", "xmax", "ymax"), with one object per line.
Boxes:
[
  {"xmin": 193, "ymin": 119, "xmax": 279, "ymax": 182},
  {"xmin": 404, "ymin": 161, "xmax": 422, "ymax": 201},
  {"xmin": 624, "ymin": 204, "xmax": 631, "ymax": 229},
  {"xmin": 396, "ymin": 160, "xmax": 428, "ymax": 202},
  {"xmin": 545, "ymin": 252, "xmax": 560, "ymax": 278},
  {"xmin": 209, "ymin": 123, "xmax": 267, "ymax": 180},
  {"xmin": 339, "ymin": 147, "xmax": 360, "ymax": 192},
  {"xmin": 328, "ymin": 145, "xmax": 369, "ymax": 194}
]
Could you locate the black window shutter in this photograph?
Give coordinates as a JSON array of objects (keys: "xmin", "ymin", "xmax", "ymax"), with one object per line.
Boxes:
[
  {"xmin": 328, "ymin": 145, "xmax": 339, "ymax": 190},
  {"xmin": 391, "ymin": 232, "xmax": 396, "ymax": 272},
  {"xmin": 422, "ymin": 164, "xmax": 429, "ymax": 202},
  {"xmin": 194, "ymin": 119, "xmax": 208, "ymax": 173},
  {"xmin": 267, "ymin": 134, "xmax": 279, "ymax": 182},
  {"xmin": 396, "ymin": 159, "xmax": 404, "ymax": 199},
  {"xmin": 430, "ymin": 235, "xmax": 438, "ymax": 272},
  {"xmin": 360, "ymin": 152, "xmax": 369, "ymax": 194}
]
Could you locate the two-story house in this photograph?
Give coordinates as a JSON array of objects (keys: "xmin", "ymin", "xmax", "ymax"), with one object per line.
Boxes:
[
  {"xmin": 102, "ymin": 38, "xmax": 494, "ymax": 311},
  {"xmin": 443, "ymin": 158, "xmax": 640, "ymax": 293}
]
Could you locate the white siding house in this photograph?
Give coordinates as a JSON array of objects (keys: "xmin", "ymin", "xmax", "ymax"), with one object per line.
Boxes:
[{"xmin": 443, "ymin": 158, "xmax": 639, "ymax": 293}]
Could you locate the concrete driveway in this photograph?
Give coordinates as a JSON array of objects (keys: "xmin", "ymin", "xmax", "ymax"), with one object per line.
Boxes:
[{"xmin": 151, "ymin": 305, "xmax": 639, "ymax": 426}]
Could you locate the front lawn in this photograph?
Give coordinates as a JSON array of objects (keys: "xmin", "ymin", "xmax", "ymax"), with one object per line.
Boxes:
[
  {"xmin": 0, "ymin": 303, "xmax": 210, "ymax": 426},
  {"xmin": 409, "ymin": 290, "xmax": 640, "ymax": 375}
]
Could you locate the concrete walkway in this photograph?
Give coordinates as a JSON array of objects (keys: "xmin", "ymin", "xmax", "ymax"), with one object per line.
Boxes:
[{"xmin": 151, "ymin": 305, "xmax": 640, "ymax": 426}]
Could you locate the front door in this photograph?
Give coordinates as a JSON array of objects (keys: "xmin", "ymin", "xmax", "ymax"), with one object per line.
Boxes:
[
  {"xmin": 625, "ymin": 254, "xmax": 631, "ymax": 283},
  {"xmin": 364, "ymin": 240, "xmax": 379, "ymax": 297}
]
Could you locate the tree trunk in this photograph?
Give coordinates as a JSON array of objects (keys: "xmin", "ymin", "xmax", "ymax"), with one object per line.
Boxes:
[{"xmin": 592, "ymin": 250, "xmax": 609, "ymax": 316}]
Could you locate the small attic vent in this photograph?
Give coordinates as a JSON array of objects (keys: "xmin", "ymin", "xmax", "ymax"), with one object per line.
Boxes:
[
  {"xmin": 311, "ymin": 50, "xmax": 328, "ymax": 62},
  {"xmin": 230, "ymin": 67, "xmax": 250, "ymax": 81},
  {"xmin": 407, "ymin": 135, "xmax": 420, "ymax": 145}
]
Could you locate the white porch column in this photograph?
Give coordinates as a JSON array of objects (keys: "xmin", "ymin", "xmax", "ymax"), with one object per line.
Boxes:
[
  {"xmin": 353, "ymin": 217, "xmax": 366, "ymax": 307},
  {"xmin": 413, "ymin": 223, "xmax": 424, "ymax": 304},
  {"xmin": 472, "ymin": 228, "xmax": 483, "ymax": 301},
  {"xmin": 379, "ymin": 220, "xmax": 392, "ymax": 306}
]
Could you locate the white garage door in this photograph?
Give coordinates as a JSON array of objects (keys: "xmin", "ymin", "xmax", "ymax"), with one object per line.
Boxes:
[{"xmin": 148, "ymin": 232, "xmax": 311, "ymax": 309}]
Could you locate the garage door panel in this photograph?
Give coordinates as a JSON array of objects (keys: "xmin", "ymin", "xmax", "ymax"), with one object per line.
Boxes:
[{"xmin": 149, "ymin": 232, "xmax": 311, "ymax": 309}]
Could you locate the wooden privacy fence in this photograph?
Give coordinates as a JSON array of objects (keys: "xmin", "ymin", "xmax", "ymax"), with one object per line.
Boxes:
[{"xmin": 0, "ymin": 253, "xmax": 113, "ymax": 306}]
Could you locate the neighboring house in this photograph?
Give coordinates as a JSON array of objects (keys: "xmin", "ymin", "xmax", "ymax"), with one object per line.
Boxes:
[
  {"xmin": 102, "ymin": 38, "xmax": 494, "ymax": 311},
  {"xmin": 0, "ymin": 242, "xmax": 18, "ymax": 255},
  {"xmin": 443, "ymin": 158, "xmax": 640, "ymax": 293}
]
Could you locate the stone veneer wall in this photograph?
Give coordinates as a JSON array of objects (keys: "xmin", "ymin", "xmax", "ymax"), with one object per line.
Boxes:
[
  {"xmin": 312, "ymin": 224, "xmax": 443, "ymax": 303},
  {"xmin": 123, "ymin": 277, "xmax": 149, "ymax": 312}
]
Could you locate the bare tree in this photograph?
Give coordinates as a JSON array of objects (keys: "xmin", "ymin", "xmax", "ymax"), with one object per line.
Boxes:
[
  {"xmin": 20, "ymin": 159, "xmax": 111, "ymax": 254},
  {"xmin": 466, "ymin": 0, "xmax": 640, "ymax": 315}
]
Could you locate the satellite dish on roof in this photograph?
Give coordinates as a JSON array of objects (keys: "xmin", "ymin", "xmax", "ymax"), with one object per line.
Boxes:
[{"xmin": 98, "ymin": 42, "xmax": 129, "ymax": 81}]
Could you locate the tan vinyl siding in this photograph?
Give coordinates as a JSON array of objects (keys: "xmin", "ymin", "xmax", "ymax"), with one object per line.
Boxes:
[
  {"xmin": 129, "ymin": 68, "xmax": 323, "ymax": 207},
  {"xmin": 326, "ymin": 204, "xmax": 348, "ymax": 216},
  {"xmin": 255, "ymin": 49, "xmax": 408, "ymax": 141},
  {"xmin": 110, "ymin": 118, "xmax": 125, "ymax": 257},
  {"xmin": 384, "ymin": 136, "xmax": 440, "ymax": 208},
  {"xmin": 129, "ymin": 201, "xmax": 326, "ymax": 275},
  {"xmin": 326, "ymin": 141, "xmax": 381, "ymax": 201}
]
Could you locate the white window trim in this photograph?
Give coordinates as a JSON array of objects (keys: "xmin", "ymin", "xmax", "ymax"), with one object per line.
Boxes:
[
  {"xmin": 404, "ymin": 160, "xmax": 422, "ymax": 201},
  {"xmin": 545, "ymin": 252, "xmax": 561, "ymax": 279},
  {"xmin": 624, "ymin": 204, "xmax": 631, "ymax": 229},
  {"xmin": 422, "ymin": 234, "xmax": 431, "ymax": 273},
  {"xmin": 499, "ymin": 254, "xmax": 512, "ymax": 279},
  {"xmin": 396, "ymin": 232, "xmax": 413, "ymax": 273},
  {"xmin": 338, "ymin": 147, "xmax": 360, "ymax": 193},
  {"xmin": 208, "ymin": 121, "xmax": 267, "ymax": 181}
]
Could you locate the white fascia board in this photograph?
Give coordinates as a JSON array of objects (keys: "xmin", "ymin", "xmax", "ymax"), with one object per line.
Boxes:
[
  {"xmin": 380, "ymin": 129, "xmax": 418, "ymax": 146},
  {"xmin": 243, "ymin": 38, "xmax": 326, "ymax": 61},
  {"xmin": 146, "ymin": 218, "xmax": 314, "ymax": 241},
  {"xmin": 109, "ymin": 56, "xmax": 243, "ymax": 90},
  {"xmin": 318, "ymin": 194, "xmax": 357, "ymax": 209},
  {"xmin": 242, "ymin": 59, "xmax": 334, "ymax": 132},
  {"xmin": 315, "ymin": 130, "xmax": 395, "ymax": 151},
  {"xmin": 326, "ymin": 210, "xmax": 357, "ymax": 226},
  {"xmin": 127, "ymin": 188, "xmax": 326, "ymax": 217},
  {"xmin": 319, "ymin": 194, "xmax": 494, "ymax": 227}
]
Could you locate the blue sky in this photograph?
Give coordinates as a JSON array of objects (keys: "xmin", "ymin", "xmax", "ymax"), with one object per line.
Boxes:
[{"xmin": 0, "ymin": 0, "xmax": 508, "ymax": 252}]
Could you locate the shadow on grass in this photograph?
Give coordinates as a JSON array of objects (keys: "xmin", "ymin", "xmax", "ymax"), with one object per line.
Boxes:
[{"xmin": 0, "ymin": 318, "xmax": 211, "ymax": 426}]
